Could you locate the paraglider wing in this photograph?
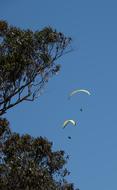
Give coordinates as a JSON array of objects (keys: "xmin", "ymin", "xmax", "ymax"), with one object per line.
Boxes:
[
  {"xmin": 62, "ymin": 119, "xmax": 76, "ymax": 128},
  {"xmin": 69, "ymin": 89, "xmax": 91, "ymax": 97}
]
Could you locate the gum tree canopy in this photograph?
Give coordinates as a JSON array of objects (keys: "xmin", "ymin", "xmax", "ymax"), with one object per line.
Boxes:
[
  {"xmin": 0, "ymin": 20, "xmax": 71, "ymax": 116},
  {"xmin": 0, "ymin": 119, "xmax": 78, "ymax": 190}
]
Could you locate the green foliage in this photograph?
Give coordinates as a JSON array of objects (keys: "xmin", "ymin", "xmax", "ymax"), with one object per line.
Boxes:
[
  {"xmin": 0, "ymin": 119, "xmax": 78, "ymax": 190},
  {"xmin": 0, "ymin": 21, "xmax": 79, "ymax": 190},
  {"xmin": 0, "ymin": 20, "xmax": 71, "ymax": 116}
]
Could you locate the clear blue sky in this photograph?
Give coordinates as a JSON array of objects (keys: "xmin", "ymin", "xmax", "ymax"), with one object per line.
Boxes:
[{"xmin": 0, "ymin": 1, "xmax": 117, "ymax": 189}]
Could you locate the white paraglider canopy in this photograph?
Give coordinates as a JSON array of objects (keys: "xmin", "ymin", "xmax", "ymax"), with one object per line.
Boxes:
[
  {"xmin": 69, "ymin": 89, "xmax": 91, "ymax": 97},
  {"xmin": 62, "ymin": 119, "xmax": 76, "ymax": 128}
]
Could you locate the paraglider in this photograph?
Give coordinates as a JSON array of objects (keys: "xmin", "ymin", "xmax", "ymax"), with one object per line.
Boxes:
[
  {"xmin": 80, "ymin": 108, "xmax": 83, "ymax": 112},
  {"xmin": 69, "ymin": 89, "xmax": 91, "ymax": 98},
  {"xmin": 62, "ymin": 119, "xmax": 76, "ymax": 128},
  {"xmin": 60, "ymin": 88, "xmax": 91, "ymax": 138},
  {"xmin": 68, "ymin": 136, "xmax": 72, "ymax": 139}
]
